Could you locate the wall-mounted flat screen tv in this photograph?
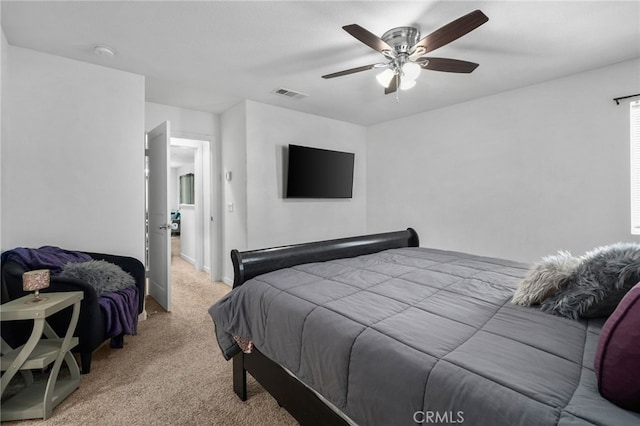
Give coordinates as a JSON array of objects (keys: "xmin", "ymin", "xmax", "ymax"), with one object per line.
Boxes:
[{"xmin": 285, "ymin": 144, "xmax": 355, "ymax": 198}]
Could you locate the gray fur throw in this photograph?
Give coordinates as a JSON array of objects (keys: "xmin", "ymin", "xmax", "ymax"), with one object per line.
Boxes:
[
  {"xmin": 59, "ymin": 260, "xmax": 135, "ymax": 297},
  {"xmin": 540, "ymin": 243, "xmax": 640, "ymax": 319}
]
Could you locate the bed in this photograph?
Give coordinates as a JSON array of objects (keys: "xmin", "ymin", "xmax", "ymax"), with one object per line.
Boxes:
[{"xmin": 209, "ymin": 228, "xmax": 640, "ymax": 425}]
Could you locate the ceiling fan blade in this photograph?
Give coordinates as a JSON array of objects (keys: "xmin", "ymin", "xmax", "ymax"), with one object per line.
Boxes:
[
  {"xmin": 420, "ymin": 57, "xmax": 479, "ymax": 73},
  {"xmin": 385, "ymin": 74, "xmax": 399, "ymax": 95},
  {"xmin": 413, "ymin": 10, "xmax": 488, "ymax": 55},
  {"xmin": 343, "ymin": 24, "xmax": 393, "ymax": 53},
  {"xmin": 322, "ymin": 64, "xmax": 379, "ymax": 79}
]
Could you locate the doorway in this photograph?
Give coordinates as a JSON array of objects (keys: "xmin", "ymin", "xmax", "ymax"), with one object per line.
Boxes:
[
  {"xmin": 146, "ymin": 124, "xmax": 219, "ymax": 312},
  {"xmin": 170, "ymin": 137, "xmax": 210, "ymax": 274}
]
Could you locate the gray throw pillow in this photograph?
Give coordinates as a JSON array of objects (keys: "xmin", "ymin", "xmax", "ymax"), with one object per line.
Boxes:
[
  {"xmin": 541, "ymin": 243, "xmax": 640, "ymax": 319},
  {"xmin": 58, "ymin": 259, "xmax": 135, "ymax": 297}
]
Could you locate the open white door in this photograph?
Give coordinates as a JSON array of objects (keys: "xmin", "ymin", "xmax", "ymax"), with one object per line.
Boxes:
[{"xmin": 147, "ymin": 121, "xmax": 172, "ymax": 311}]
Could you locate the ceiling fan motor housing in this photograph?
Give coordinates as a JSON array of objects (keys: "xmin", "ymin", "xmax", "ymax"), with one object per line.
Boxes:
[{"xmin": 381, "ymin": 27, "xmax": 420, "ymax": 55}]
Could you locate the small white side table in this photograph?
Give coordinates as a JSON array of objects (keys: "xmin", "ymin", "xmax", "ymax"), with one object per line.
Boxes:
[{"xmin": 1, "ymin": 291, "xmax": 83, "ymax": 421}]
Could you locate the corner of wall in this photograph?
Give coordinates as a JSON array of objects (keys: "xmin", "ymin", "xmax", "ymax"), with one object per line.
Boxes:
[
  {"xmin": 0, "ymin": 23, "xmax": 8, "ymax": 252},
  {"xmin": 220, "ymin": 101, "xmax": 248, "ymax": 283}
]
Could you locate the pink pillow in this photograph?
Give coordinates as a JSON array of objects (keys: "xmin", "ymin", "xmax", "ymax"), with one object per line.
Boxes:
[{"xmin": 594, "ymin": 282, "xmax": 640, "ymax": 412}]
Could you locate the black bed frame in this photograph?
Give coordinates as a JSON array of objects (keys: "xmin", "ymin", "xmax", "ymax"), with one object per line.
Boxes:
[{"xmin": 230, "ymin": 228, "xmax": 419, "ymax": 425}]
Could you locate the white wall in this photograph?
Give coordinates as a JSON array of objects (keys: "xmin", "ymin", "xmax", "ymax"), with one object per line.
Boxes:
[
  {"xmin": 145, "ymin": 102, "xmax": 220, "ymax": 278},
  {"xmin": 0, "ymin": 24, "xmax": 6, "ymax": 252},
  {"xmin": 177, "ymin": 164, "xmax": 196, "ymax": 188},
  {"xmin": 179, "ymin": 204, "xmax": 196, "ymax": 264},
  {"xmin": 220, "ymin": 102, "xmax": 248, "ymax": 283},
  {"xmin": 169, "ymin": 167, "xmax": 179, "ymax": 211},
  {"xmin": 367, "ymin": 59, "xmax": 640, "ymax": 263},
  {"xmin": 2, "ymin": 46, "xmax": 145, "ymax": 259},
  {"xmin": 245, "ymin": 101, "xmax": 367, "ymax": 249},
  {"xmin": 145, "ymin": 102, "xmax": 219, "ymax": 139},
  {"xmin": 219, "ymin": 100, "xmax": 367, "ymax": 284}
]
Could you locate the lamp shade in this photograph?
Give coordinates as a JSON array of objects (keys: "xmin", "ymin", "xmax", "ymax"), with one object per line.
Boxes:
[
  {"xmin": 376, "ymin": 69, "xmax": 395, "ymax": 88},
  {"xmin": 401, "ymin": 62, "xmax": 421, "ymax": 82},
  {"xmin": 23, "ymin": 269, "xmax": 50, "ymax": 292},
  {"xmin": 400, "ymin": 79, "xmax": 417, "ymax": 91}
]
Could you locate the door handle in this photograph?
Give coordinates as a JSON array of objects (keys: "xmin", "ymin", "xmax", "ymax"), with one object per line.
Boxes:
[{"xmin": 158, "ymin": 224, "xmax": 171, "ymax": 230}]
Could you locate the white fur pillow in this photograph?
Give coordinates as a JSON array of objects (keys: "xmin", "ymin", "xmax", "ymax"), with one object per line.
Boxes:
[{"xmin": 512, "ymin": 251, "xmax": 581, "ymax": 306}]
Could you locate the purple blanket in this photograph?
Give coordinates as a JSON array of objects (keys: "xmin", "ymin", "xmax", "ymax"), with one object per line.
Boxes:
[
  {"xmin": 1, "ymin": 246, "xmax": 92, "ymax": 274},
  {"xmin": 98, "ymin": 286, "xmax": 139, "ymax": 338}
]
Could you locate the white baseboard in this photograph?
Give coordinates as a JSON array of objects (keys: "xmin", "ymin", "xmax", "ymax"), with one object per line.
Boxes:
[
  {"xmin": 180, "ymin": 253, "xmax": 196, "ymax": 265},
  {"xmin": 222, "ymin": 277, "xmax": 233, "ymax": 287}
]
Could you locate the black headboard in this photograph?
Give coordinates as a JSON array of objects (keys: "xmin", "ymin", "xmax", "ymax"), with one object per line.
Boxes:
[{"xmin": 231, "ymin": 228, "xmax": 419, "ymax": 288}]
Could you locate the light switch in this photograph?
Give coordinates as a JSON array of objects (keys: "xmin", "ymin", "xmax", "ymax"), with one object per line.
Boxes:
[{"xmin": 227, "ymin": 202, "xmax": 234, "ymax": 212}]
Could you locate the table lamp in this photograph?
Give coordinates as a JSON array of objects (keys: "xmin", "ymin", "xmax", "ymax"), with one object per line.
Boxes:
[{"xmin": 23, "ymin": 269, "xmax": 50, "ymax": 303}]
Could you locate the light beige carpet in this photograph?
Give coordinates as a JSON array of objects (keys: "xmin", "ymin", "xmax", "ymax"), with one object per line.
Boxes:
[{"xmin": 3, "ymin": 238, "xmax": 297, "ymax": 425}]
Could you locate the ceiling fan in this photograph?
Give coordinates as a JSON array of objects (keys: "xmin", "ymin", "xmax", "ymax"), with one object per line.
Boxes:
[{"xmin": 322, "ymin": 9, "xmax": 489, "ymax": 95}]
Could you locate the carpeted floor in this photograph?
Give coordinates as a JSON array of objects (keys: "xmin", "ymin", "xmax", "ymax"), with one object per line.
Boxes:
[{"xmin": 2, "ymin": 238, "xmax": 297, "ymax": 425}]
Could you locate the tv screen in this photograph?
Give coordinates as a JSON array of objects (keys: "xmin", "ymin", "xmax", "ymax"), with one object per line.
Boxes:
[{"xmin": 285, "ymin": 144, "xmax": 355, "ymax": 198}]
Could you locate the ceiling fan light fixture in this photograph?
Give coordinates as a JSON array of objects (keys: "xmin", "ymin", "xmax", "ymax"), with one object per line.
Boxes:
[
  {"xmin": 400, "ymin": 79, "xmax": 416, "ymax": 91},
  {"xmin": 376, "ymin": 68, "xmax": 395, "ymax": 88},
  {"xmin": 401, "ymin": 62, "xmax": 421, "ymax": 82}
]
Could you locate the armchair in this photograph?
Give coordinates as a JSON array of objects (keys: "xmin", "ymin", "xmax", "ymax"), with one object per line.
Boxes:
[{"xmin": 1, "ymin": 250, "xmax": 145, "ymax": 373}]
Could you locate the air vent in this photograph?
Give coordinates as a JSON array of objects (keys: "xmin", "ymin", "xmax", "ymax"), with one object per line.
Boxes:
[{"xmin": 272, "ymin": 88, "xmax": 309, "ymax": 100}]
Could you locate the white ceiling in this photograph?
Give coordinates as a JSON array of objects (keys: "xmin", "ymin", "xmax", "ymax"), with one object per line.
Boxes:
[{"xmin": 2, "ymin": 1, "xmax": 639, "ymax": 126}]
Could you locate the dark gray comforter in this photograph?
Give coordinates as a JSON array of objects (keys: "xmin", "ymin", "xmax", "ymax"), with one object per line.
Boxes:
[{"xmin": 209, "ymin": 247, "xmax": 640, "ymax": 425}]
